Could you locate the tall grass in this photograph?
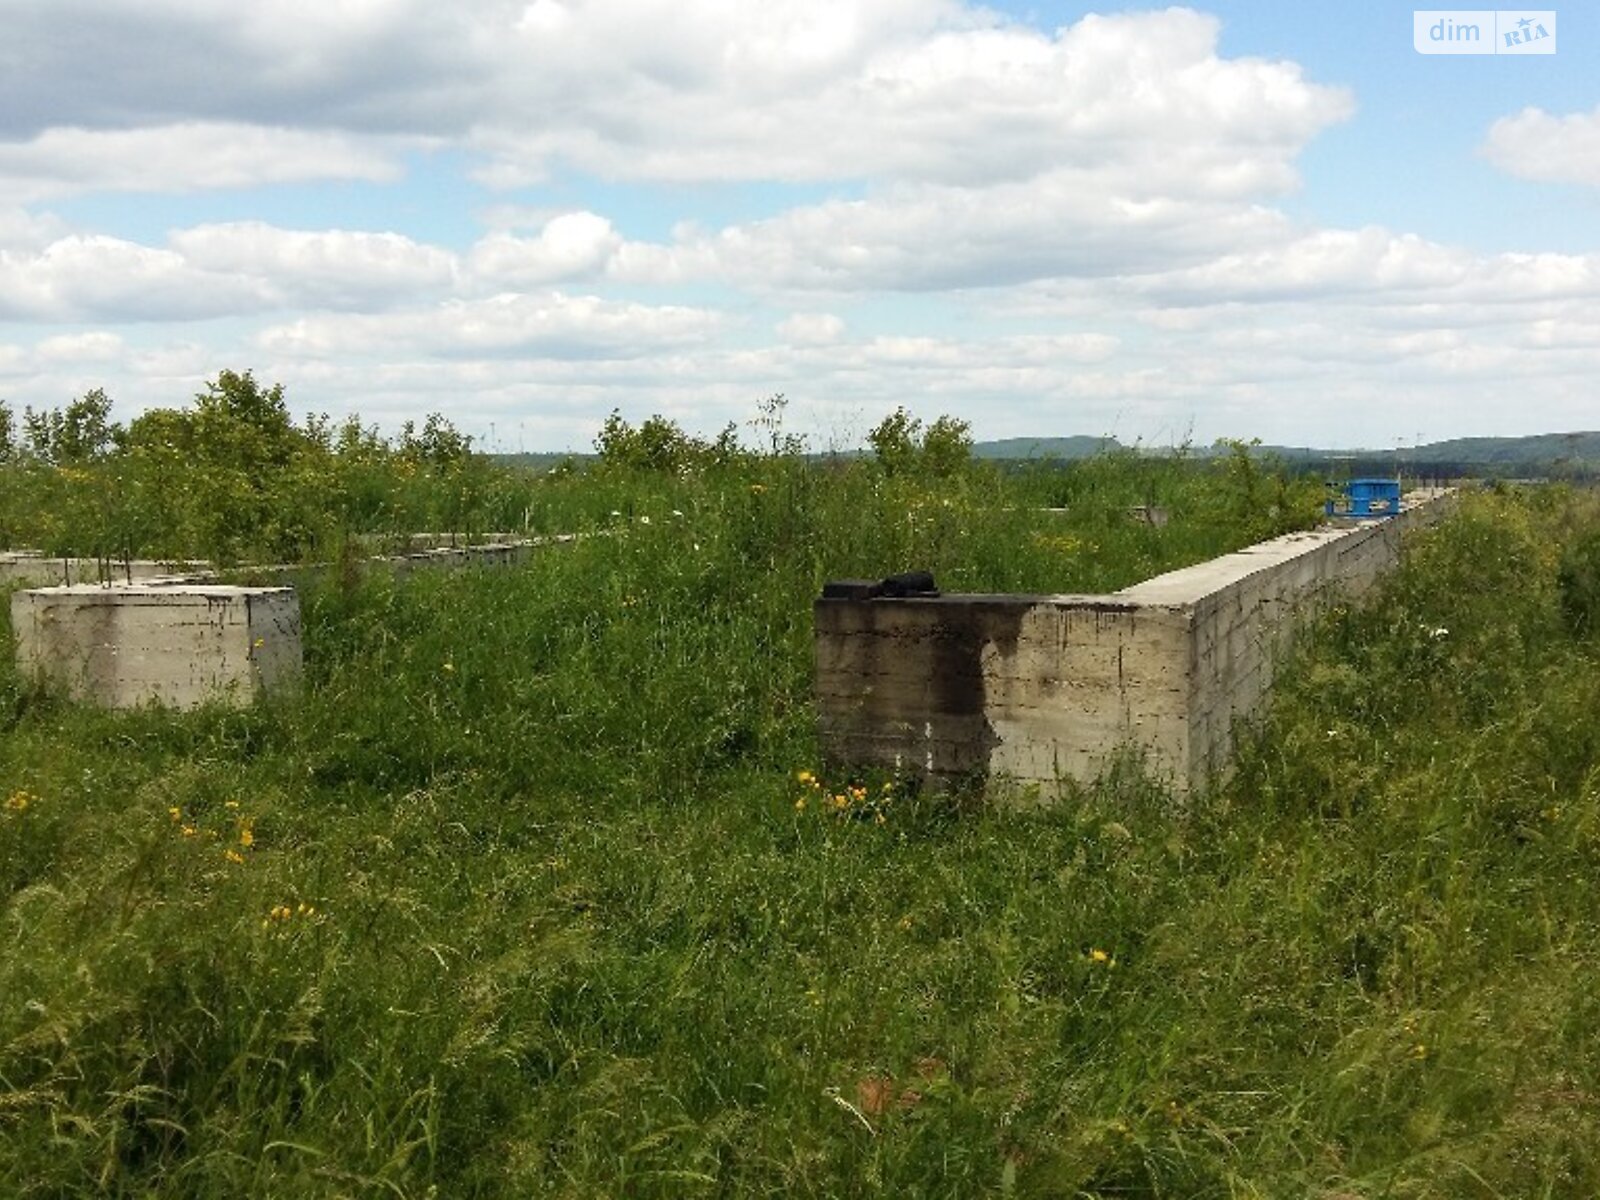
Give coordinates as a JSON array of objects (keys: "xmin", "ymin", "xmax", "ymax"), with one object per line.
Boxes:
[{"xmin": 4, "ymin": 466, "xmax": 1598, "ymax": 1196}]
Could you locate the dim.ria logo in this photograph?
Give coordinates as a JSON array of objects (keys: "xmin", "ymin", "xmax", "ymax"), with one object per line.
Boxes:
[{"xmin": 1413, "ymin": 10, "xmax": 1557, "ymax": 54}]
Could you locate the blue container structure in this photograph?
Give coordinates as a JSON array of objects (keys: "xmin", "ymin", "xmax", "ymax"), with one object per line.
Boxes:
[{"xmin": 1326, "ymin": 477, "xmax": 1402, "ymax": 519}]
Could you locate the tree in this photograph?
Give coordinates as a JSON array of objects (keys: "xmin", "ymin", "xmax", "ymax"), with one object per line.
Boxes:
[
  {"xmin": 196, "ymin": 370, "xmax": 292, "ymax": 441},
  {"xmin": 23, "ymin": 388, "xmax": 121, "ymax": 464},
  {"xmin": 867, "ymin": 407, "xmax": 922, "ymax": 477},
  {"xmin": 867, "ymin": 408, "xmax": 972, "ymax": 478},
  {"xmin": 400, "ymin": 413, "xmax": 473, "ymax": 468},
  {"xmin": 921, "ymin": 414, "xmax": 973, "ymax": 477},
  {"xmin": 595, "ymin": 410, "xmax": 716, "ymax": 473}
]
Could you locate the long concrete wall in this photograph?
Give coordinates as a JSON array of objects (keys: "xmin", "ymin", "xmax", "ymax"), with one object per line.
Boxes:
[
  {"xmin": 0, "ymin": 552, "xmax": 212, "ymax": 588},
  {"xmin": 816, "ymin": 491, "xmax": 1454, "ymax": 796},
  {"xmin": 11, "ymin": 585, "xmax": 302, "ymax": 709}
]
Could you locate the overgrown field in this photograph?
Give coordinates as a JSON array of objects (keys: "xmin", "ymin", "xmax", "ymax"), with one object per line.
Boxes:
[{"xmin": 5, "ymin": 412, "xmax": 1600, "ymax": 1195}]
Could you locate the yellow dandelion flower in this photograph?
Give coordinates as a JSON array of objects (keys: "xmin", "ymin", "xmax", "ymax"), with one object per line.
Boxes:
[
  {"xmin": 794, "ymin": 796, "xmax": 807, "ymax": 812},
  {"xmin": 168, "ymin": 806, "xmax": 182, "ymax": 822},
  {"xmin": 796, "ymin": 769, "xmax": 816, "ymax": 785},
  {"xmin": 6, "ymin": 790, "xmax": 34, "ymax": 812},
  {"xmin": 238, "ymin": 824, "xmax": 254, "ymax": 848},
  {"xmin": 181, "ymin": 825, "xmax": 198, "ymax": 838},
  {"xmin": 1087, "ymin": 948, "xmax": 1116, "ymax": 966},
  {"xmin": 1410, "ymin": 1042, "xmax": 1428, "ymax": 1060},
  {"xmin": 224, "ymin": 800, "xmax": 240, "ymax": 810},
  {"xmin": 223, "ymin": 849, "xmax": 245, "ymax": 865}
]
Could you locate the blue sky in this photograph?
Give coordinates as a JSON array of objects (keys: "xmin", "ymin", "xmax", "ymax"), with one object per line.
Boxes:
[{"xmin": 1, "ymin": 1, "xmax": 1596, "ymax": 451}]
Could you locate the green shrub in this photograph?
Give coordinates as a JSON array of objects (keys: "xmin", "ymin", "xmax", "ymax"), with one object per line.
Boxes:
[{"xmin": 1558, "ymin": 523, "xmax": 1600, "ymax": 637}]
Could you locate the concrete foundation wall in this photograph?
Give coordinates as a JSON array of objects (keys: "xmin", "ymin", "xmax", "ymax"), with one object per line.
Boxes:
[
  {"xmin": 0, "ymin": 552, "xmax": 213, "ymax": 588},
  {"xmin": 245, "ymin": 535, "xmax": 580, "ymax": 587},
  {"xmin": 816, "ymin": 491, "xmax": 1455, "ymax": 795},
  {"xmin": 11, "ymin": 585, "xmax": 302, "ymax": 709}
]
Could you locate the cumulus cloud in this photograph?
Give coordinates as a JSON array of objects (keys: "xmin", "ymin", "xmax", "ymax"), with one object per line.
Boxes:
[
  {"xmin": 0, "ymin": 4, "xmax": 1349, "ymax": 203},
  {"xmin": 466, "ymin": 212, "xmax": 623, "ymax": 288},
  {"xmin": 1482, "ymin": 105, "xmax": 1600, "ymax": 188},
  {"xmin": 0, "ymin": 235, "xmax": 273, "ymax": 322},
  {"xmin": 35, "ymin": 331, "xmax": 127, "ymax": 363},
  {"xmin": 170, "ymin": 223, "xmax": 459, "ymax": 308},
  {"xmin": 0, "ymin": 206, "xmax": 67, "ymax": 253},
  {"xmin": 0, "ymin": 0, "xmax": 499, "ymax": 140},
  {"xmin": 256, "ymin": 292, "xmax": 725, "ymax": 359},
  {"xmin": 0, "ymin": 224, "xmax": 460, "ymax": 322},
  {"xmin": 776, "ymin": 313, "xmax": 846, "ymax": 344},
  {"xmin": 1127, "ymin": 229, "xmax": 1600, "ymax": 309},
  {"xmin": 475, "ymin": 6, "xmax": 1350, "ymax": 190},
  {"xmin": 661, "ymin": 175, "xmax": 1295, "ymax": 294},
  {"xmin": 0, "ymin": 123, "xmax": 402, "ymax": 204}
]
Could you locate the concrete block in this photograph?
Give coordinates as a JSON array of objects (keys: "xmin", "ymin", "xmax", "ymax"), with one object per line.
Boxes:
[
  {"xmin": 11, "ymin": 585, "xmax": 301, "ymax": 709},
  {"xmin": 816, "ymin": 490, "xmax": 1457, "ymax": 798}
]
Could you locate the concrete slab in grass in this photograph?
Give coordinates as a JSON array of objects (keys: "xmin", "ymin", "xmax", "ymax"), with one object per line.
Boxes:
[{"xmin": 11, "ymin": 584, "xmax": 301, "ymax": 709}]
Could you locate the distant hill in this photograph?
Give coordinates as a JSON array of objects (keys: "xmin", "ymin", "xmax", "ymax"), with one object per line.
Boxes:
[
  {"xmin": 971, "ymin": 431, "xmax": 1600, "ymax": 477},
  {"xmin": 492, "ymin": 432, "xmax": 1600, "ymax": 477},
  {"xmin": 1403, "ymin": 432, "xmax": 1600, "ymax": 465}
]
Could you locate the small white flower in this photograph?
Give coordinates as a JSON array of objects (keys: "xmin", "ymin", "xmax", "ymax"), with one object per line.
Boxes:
[
  {"xmin": 609, "ymin": 510, "xmax": 622, "ymax": 518},
  {"xmin": 671, "ymin": 509, "xmax": 685, "ymax": 518},
  {"xmin": 1430, "ymin": 627, "xmax": 1448, "ymax": 639},
  {"xmin": 639, "ymin": 514, "xmax": 651, "ymax": 525}
]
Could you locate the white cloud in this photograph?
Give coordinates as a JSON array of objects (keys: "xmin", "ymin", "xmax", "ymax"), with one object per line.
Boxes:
[
  {"xmin": 475, "ymin": 7, "xmax": 1350, "ymax": 190},
  {"xmin": 0, "ymin": 206, "xmax": 68, "ymax": 251},
  {"xmin": 0, "ymin": 224, "xmax": 459, "ymax": 323},
  {"xmin": 1482, "ymin": 105, "xmax": 1600, "ymax": 188},
  {"xmin": 0, "ymin": 5, "xmax": 1349, "ymax": 199},
  {"xmin": 257, "ymin": 292, "xmax": 725, "ymax": 359},
  {"xmin": 35, "ymin": 332, "xmax": 127, "ymax": 363},
  {"xmin": 0, "ymin": 235, "xmax": 273, "ymax": 322},
  {"xmin": 466, "ymin": 212, "xmax": 623, "ymax": 288},
  {"xmin": 0, "ymin": 123, "xmax": 403, "ymax": 203},
  {"xmin": 0, "ymin": 1, "xmax": 500, "ymax": 140},
  {"xmin": 776, "ymin": 313, "xmax": 845, "ymax": 344},
  {"xmin": 664, "ymin": 175, "xmax": 1295, "ymax": 293},
  {"xmin": 170, "ymin": 223, "xmax": 459, "ymax": 308}
]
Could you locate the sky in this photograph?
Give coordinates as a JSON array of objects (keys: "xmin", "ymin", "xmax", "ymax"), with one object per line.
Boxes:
[{"xmin": 0, "ymin": 1, "xmax": 1596, "ymax": 452}]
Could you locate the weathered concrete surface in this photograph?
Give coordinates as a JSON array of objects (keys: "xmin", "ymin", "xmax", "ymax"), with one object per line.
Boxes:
[
  {"xmin": 0, "ymin": 552, "xmax": 213, "ymax": 588},
  {"xmin": 384, "ymin": 540, "xmax": 539, "ymax": 575},
  {"xmin": 11, "ymin": 585, "xmax": 302, "ymax": 709},
  {"xmin": 816, "ymin": 490, "xmax": 1455, "ymax": 796},
  {"xmin": 388, "ymin": 532, "xmax": 521, "ymax": 552},
  {"xmin": 242, "ymin": 534, "xmax": 582, "ymax": 587}
]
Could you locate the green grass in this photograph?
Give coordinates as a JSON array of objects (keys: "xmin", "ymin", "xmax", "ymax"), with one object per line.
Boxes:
[{"xmin": 4, "ymin": 465, "xmax": 1600, "ymax": 1197}]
